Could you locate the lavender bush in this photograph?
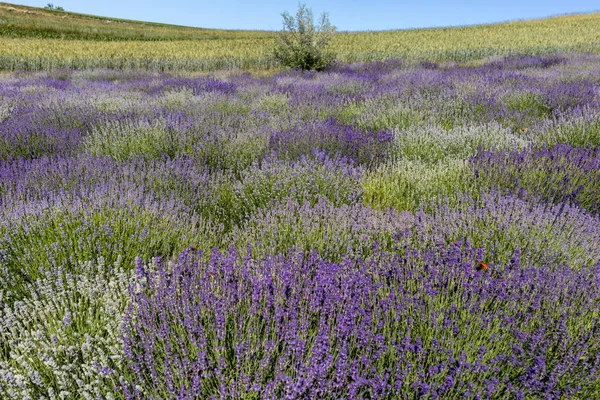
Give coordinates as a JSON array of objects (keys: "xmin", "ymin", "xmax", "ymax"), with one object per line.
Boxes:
[
  {"xmin": 0, "ymin": 178, "xmax": 222, "ymax": 298},
  {"xmin": 269, "ymin": 117, "xmax": 393, "ymax": 165},
  {"xmin": 213, "ymin": 151, "xmax": 363, "ymax": 229},
  {"xmin": 0, "ymin": 260, "xmax": 133, "ymax": 399},
  {"xmin": 121, "ymin": 247, "xmax": 600, "ymax": 399},
  {"xmin": 534, "ymin": 107, "xmax": 600, "ymax": 148},
  {"xmin": 232, "ymin": 198, "xmax": 411, "ymax": 261},
  {"xmin": 473, "ymin": 144, "xmax": 600, "ymax": 215},
  {"xmin": 416, "ymin": 191, "xmax": 600, "ymax": 269},
  {"xmin": 363, "ymin": 158, "xmax": 475, "ymax": 212}
]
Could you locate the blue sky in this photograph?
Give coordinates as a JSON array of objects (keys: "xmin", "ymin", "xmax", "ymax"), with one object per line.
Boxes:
[{"xmin": 14, "ymin": 0, "xmax": 600, "ymax": 31}]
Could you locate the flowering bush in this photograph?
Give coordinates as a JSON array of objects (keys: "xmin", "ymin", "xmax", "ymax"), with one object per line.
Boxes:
[
  {"xmin": 121, "ymin": 247, "xmax": 600, "ymax": 399},
  {"xmin": 0, "ymin": 260, "xmax": 132, "ymax": 399}
]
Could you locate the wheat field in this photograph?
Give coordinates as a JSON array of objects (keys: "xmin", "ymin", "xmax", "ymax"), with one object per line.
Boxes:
[{"xmin": 1, "ymin": 2, "xmax": 599, "ymax": 71}]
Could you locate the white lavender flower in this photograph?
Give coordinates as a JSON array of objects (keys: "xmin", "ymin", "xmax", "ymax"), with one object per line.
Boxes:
[{"xmin": 0, "ymin": 259, "xmax": 133, "ymax": 399}]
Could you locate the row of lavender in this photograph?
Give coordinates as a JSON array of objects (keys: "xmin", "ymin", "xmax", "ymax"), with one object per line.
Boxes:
[{"xmin": 1, "ymin": 54, "xmax": 599, "ymax": 398}]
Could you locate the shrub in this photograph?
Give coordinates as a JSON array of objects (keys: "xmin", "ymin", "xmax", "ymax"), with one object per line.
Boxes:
[
  {"xmin": 45, "ymin": 4, "xmax": 64, "ymax": 11},
  {"xmin": 533, "ymin": 107, "xmax": 600, "ymax": 148},
  {"xmin": 0, "ymin": 186, "xmax": 217, "ymax": 299},
  {"xmin": 363, "ymin": 158, "xmax": 476, "ymax": 212},
  {"xmin": 417, "ymin": 191, "xmax": 600, "ymax": 269},
  {"xmin": 121, "ymin": 247, "xmax": 600, "ymax": 398},
  {"xmin": 472, "ymin": 144, "xmax": 600, "ymax": 215},
  {"xmin": 390, "ymin": 122, "xmax": 530, "ymax": 163},
  {"xmin": 84, "ymin": 118, "xmax": 177, "ymax": 161},
  {"xmin": 232, "ymin": 198, "xmax": 411, "ymax": 261},
  {"xmin": 0, "ymin": 260, "xmax": 131, "ymax": 399},
  {"xmin": 211, "ymin": 151, "xmax": 363, "ymax": 229},
  {"xmin": 269, "ymin": 117, "xmax": 393, "ymax": 165},
  {"xmin": 273, "ymin": 3, "xmax": 336, "ymax": 71}
]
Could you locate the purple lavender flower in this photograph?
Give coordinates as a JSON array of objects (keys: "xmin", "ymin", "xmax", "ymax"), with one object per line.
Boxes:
[
  {"xmin": 121, "ymin": 244, "xmax": 600, "ymax": 398},
  {"xmin": 473, "ymin": 144, "xmax": 600, "ymax": 215}
]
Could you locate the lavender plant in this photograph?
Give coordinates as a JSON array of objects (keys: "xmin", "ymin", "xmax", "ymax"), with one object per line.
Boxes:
[
  {"xmin": 473, "ymin": 144, "xmax": 600, "ymax": 215},
  {"xmin": 533, "ymin": 106, "xmax": 600, "ymax": 148},
  {"xmin": 269, "ymin": 117, "xmax": 393, "ymax": 165},
  {"xmin": 0, "ymin": 187, "xmax": 220, "ymax": 299},
  {"xmin": 363, "ymin": 158, "xmax": 476, "ymax": 212},
  {"xmin": 85, "ymin": 118, "xmax": 179, "ymax": 161},
  {"xmin": 213, "ymin": 151, "xmax": 363, "ymax": 229},
  {"xmin": 0, "ymin": 260, "xmax": 133, "ymax": 399},
  {"xmin": 416, "ymin": 191, "xmax": 600, "ymax": 269},
  {"xmin": 232, "ymin": 198, "xmax": 412, "ymax": 261},
  {"xmin": 121, "ymin": 247, "xmax": 600, "ymax": 399}
]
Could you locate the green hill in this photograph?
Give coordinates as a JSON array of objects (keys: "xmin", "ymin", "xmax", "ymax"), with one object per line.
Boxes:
[{"xmin": 0, "ymin": 2, "xmax": 272, "ymax": 40}]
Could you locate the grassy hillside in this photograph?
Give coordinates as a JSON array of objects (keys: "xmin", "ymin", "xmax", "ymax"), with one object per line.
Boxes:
[
  {"xmin": 0, "ymin": 2, "xmax": 599, "ymax": 71},
  {"xmin": 0, "ymin": 2, "xmax": 272, "ymax": 40}
]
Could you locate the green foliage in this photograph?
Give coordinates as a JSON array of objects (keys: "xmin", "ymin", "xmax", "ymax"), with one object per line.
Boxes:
[
  {"xmin": 273, "ymin": 3, "xmax": 336, "ymax": 71},
  {"xmin": 84, "ymin": 119, "xmax": 178, "ymax": 161},
  {"xmin": 334, "ymin": 100, "xmax": 424, "ymax": 131},
  {"xmin": 505, "ymin": 92, "xmax": 552, "ymax": 118},
  {"xmin": 363, "ymin": 158, "xmax": 477, "ymax": 212},
  {"xmin": 233, "ymin": 198, "xmax": 404, "ymax": 261},
  {"xmin": 44, "ymin": 3, "xmax": 64, "ymax": 11},
  {"xmin": 210, "ymin": 155, "xmax": 362, "ymax": 230},
  {"xmin": 390, "ymin": 123, "xmax": 530, "ymax": 163},
  {"xmin": 536, "ymin": 108, "xmax": 600, "ymax": 148},
  {"xmin": 0, "ymin": 201, "xmax": 219, "ymax": 299}
]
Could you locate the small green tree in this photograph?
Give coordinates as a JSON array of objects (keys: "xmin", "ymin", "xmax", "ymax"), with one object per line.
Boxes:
[
  {"xmin": 273, "ymin": 3, "xmax": 336, "ymax": 71},
  {"xmin": 45, "ymin": 4, "xmax": 64, "ymax": 11}
]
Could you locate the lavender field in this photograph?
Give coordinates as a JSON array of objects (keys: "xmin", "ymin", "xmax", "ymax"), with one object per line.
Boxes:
[{"xmin": 0, "ymin": 54, "xmax": 599, "ymax": 399}]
